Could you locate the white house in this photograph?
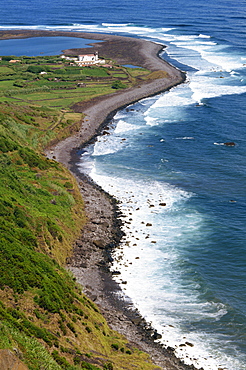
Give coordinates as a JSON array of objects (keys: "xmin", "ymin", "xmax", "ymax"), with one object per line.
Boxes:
[
  {"xmin": 77, "ymin": 52, "xmax": 99, "ymax": 66},
  {"xmin": 61, "ymin": 51, "xmax": 105, "ymax": 66}
]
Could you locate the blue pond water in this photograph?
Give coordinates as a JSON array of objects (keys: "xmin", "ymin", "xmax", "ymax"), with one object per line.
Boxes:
[{"xmin": 0, "ymin": 36, "xmax": 95, "ymax": 56}]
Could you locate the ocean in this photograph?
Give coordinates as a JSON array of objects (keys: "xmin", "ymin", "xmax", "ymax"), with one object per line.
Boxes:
[{"xmin": 1, "ymin": 1, "xmax": 245, "ymax": 369}]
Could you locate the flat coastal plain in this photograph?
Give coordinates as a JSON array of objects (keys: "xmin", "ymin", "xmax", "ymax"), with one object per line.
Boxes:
[{"xmin": 0, "ymin": 30, "xmax": 197, "ymax": 370}]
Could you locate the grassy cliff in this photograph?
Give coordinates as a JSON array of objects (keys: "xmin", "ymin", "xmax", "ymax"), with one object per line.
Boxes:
[{"xmin": 0, "ymin": 56, "xmax": 160, "ymax": 369}]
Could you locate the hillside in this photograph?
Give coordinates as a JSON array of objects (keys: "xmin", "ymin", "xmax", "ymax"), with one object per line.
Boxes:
[{"xmin": 0, "ymin": 54, "xmax": 160, "ymax": 370}]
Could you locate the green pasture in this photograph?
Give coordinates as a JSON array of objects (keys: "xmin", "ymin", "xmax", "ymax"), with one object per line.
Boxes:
[
  {"xmin": 0, "ymin": 66, "xmax": 15, "ymax": 74},
  {"xmin": 125, "ymin": 66, "xmax": 149, "ymax": 75},
  {"xmin": 0, "ymin": 79, "xmax": 16, "ymax": 87},
  {"xmin": 0, "ymin": 55, "xmax": 151, "ymax": 109},
  {"xmin": 1, "ymin": 86, "xmax": 114, "ymax": 109}
]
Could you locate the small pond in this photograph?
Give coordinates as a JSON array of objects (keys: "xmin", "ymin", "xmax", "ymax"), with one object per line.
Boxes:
[{"xmin": 123, "ymin": 64, "xmax": 143, "ymax": 68}]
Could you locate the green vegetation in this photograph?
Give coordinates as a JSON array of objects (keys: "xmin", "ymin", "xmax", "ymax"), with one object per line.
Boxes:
[
  {"xmin": 0, "ymin": 53, "xmax": 160, "ymax": 370},
  {"xmin": 111, "ymin": 80, "xmax": 127, "ymax": 89},
  {"xmin": 146, "ymin": 70, "xmax": 170, "ymax": 79},
  {"xmin": 0, "ymin": 55, "xmax": 159, "ymax": 109}
]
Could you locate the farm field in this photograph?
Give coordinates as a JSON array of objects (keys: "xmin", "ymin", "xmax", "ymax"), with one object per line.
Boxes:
[{"xmin": 0, "ymin": 55, "xmax": 150, "ymax": 147}]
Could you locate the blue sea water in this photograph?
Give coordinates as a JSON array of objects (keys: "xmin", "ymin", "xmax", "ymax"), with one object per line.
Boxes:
[{"xmin": 1, "ymin": 1, "xmax": 245, "ymax": 369}]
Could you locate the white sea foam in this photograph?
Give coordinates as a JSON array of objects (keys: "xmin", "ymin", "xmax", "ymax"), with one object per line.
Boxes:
[
  {"xmin": 143, "ymin": 58, "xmax": 246, "ymax": 108},
  {"xmin": 147, "ymin": 88, "xmax": 195, "ymax": 109},
  {"xmin": 114, "ymin": 119, "xmax": 141, "ymax": 133},
  {"xmin": 203, "ymin": 52, "xmax": 246, "ymax": 72},
  {"xmin": 142, "ymin": 84, "xmax": 195, "ymax": 125},
  {"xmin": 92, "ymin": 135, "xmax": 128, "ymax": 156},
  {"xmin": 165, "ymin": 31, "xmax": 246, "ymax": 74},
  {"xmin": 114, "ymin": 111, "xmax": 129, "ymax": 120},
  {"xmin": 190, "ymin": 73, "xmax": 246, "ymax": 102},
  {"xmin": 101, "ymin": 23, "xmax": 130, "ymax": 27},
  {"xmin": 144, "ymin": 116, "xmax": 159, "ymax": 126},
  {"xmin": 198, "ymin": 34, "xmax": 211, "ymax": 39},
  {"xmin": 87, "ymin": 168, "xmax": 240, "ymax": 370}
]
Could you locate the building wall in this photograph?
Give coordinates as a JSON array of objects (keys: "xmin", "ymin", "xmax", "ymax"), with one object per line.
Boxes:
[{"xmin": 78, "ymin": 53, "xmax": 98, "ymax": 62}]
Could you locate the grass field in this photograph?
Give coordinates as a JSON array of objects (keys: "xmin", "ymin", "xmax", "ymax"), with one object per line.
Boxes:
[{"xmin": 0, "ymin": 56, "xmax": 153, "ymax": 136}]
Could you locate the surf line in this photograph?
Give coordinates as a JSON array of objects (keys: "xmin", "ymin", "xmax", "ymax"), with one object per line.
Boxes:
[{"xmin": 39, "ymin": 30, "xmax": 195, "ymax": 370}]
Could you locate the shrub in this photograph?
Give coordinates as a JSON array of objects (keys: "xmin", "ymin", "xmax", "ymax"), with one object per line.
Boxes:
[
  {"xmin": 13, "ymin": 207, "xmax": 28, "ymax": 228},
  {"xmin": 67, "ymin": 322, "xmax": 76, "ymax": 334},
  {"xmin": 37, "ymin": 293, "xmax": 60, "ymax": 313},
  {"xmin": 34, "ymin": 309, "xmax": 43, "ymax": 320},
  {"xmin": 85, "ymin": 326, "xmax": 92, "ymax": 333},
  {"xmin": 64, "ymin": 181, "xmax": 73, "ymax": 188},
  {"xmin": 15, "ymin": 113, "xmax": 36, "ymax": 125},
  {"xmin": 54, "ymin": 68, "xmax": 66, "ymax": 75},
  {"xmin": 1, "ymin": 56, "xmax": 14, "ymax": 61},
  {"xmin": 111, "ymin": 80, "xmax": 127, "ymax": 89},
  {"xmin": 0, "ymin": 136, "xmax": 18, "ymax": 153},
  {"xmin": 0, "ymin": 113, "xmax": 7, "ymax": 123},
  {"xmin": 103, "ymin": 362, "xmax": 114, "ymax": 370},
  {"xmin": 0, "ymin": 153, "xmax": 11, "ymax": 167},
  {"xmin": 0, "ymin": 304, "xmax": 56, "ymax": 347},
  {"xmin": 52, "ymin": 350, "xmax": 71, "ymax": 368},
  {"xmin": 58, "ymin": 320, "xmax": 67, "ymax": 335},
  {"xmin": 47, "ymin": 220, "xmax": 60, "ymax": 239},
  {"xmin": 13, "ymin": 80, "xmax": 27, "ymax": 88},
  {"xmin": 27, "ymin": 65, "xmax": 47, "ymax": 74},
  {"xmin": 18, "ymin": 147, "xmax": 49, "ymax": 169},
  {"xmin": 73, "ymin": 356, "xmax": 80, "ymax": 365},
  {"xmin": 81, "ymin": 362, "xmax": 101, "ymax": 370}
]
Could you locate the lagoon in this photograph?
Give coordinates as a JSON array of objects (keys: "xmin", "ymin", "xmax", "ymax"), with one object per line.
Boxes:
[{"xmin": 0, "ymin": 36, "xmax": 95, "ymax": 56}]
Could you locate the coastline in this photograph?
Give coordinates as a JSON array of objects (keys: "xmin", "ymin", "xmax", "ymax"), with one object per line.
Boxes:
[
  {"xmin": 53, "ymin": 34, "xmax": 197, "ymax": 370},
  {"xmin": 0, "ymin": 30, "xmax": 198, "ymax": 369}
]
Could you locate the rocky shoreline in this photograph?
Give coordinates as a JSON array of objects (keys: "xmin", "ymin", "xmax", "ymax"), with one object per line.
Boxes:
[
  {"xmin": 47, "ymin": 32, "xmax": 198, "ymax": 370},
  {"xmin": 0, "ymin": 29, "xmax": 199, "ymax": 369}
]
